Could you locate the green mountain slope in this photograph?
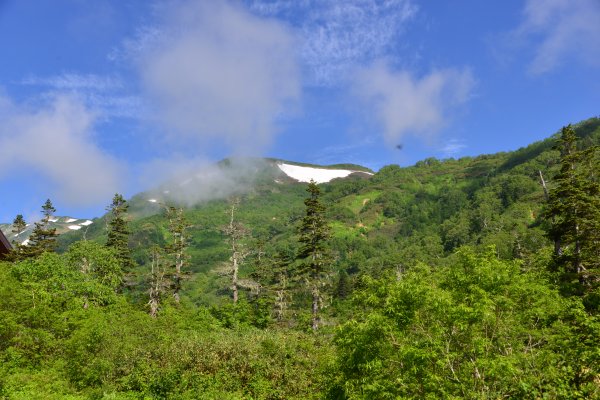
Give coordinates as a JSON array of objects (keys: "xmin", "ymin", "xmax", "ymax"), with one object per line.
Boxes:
[
  {"xmin": 2, "ymin": 117, "xmax": 600, "ymax": 399},
  {"xmin": 55, "ymin": 117, "xmax": 600, "ymax": 309}
]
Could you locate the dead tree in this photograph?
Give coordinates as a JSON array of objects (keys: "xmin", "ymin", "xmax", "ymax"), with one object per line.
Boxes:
[
  {"xmin": 223, "ymin": 198, "xmax": 249, "ymax": 303},
  {"xmin": 165, "ymin": 206, "xmax": 191, "ymax": 303},
  {"xmin": 148, "ymin": 246, "xmax": 169, "ymax": 317}
]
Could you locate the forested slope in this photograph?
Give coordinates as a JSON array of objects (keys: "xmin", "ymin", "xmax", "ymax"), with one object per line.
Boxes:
[{"xmin": 1, "ymin": 117, "xmax": 599, "ymax": 398}]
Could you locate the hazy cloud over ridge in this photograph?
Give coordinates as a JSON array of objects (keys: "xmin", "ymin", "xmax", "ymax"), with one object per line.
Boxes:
[
  {"xmin": 137, "ymin": 0, "xmax": 301, "ymax": 155},
  {"xmin": 353, "ymin": 62, "xmax": 474, "ymax": 145},
  {"xmin": 0, "ymin": 94, "xmax": 123, "ymax": 205}
]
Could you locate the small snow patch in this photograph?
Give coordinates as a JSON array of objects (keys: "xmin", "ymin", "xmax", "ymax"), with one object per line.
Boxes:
[
  {"xmin": 79, "ymin": 220, "xmax": 93, "ymax": 226},
  {"xmin": 22, "ymin": 239, "xmax": 29, "ymax": 245},
  {"xmin": 148, "ymin": 199, "xmax": 158, "ymax": 203},
  {"xmin": 278, "ymin": 163, "xmax": 367, "ymax": 184},
  {"xmin": 48, "ymin": 218, "xmax": 59, "ymax": 222},
  {"xmin": 65, "ymin": 218, "xmax": 78, "ymax": 223},
  {"xmin": 68, "ymin": 225, "xmax": 82, "ymax": 230}
]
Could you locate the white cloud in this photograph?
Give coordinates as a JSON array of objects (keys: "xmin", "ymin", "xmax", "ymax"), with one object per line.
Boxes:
[
  {"xmin": 20, "ymin": 73, "xmax": 144, "ymax": 119},
  {"xmin": 21, "ymin": 73, "xmax": 123, "ymax": 91},
  {"xmin": 135, "ymin": 0, "xmax": 301, "ymax": 155},
  {"xmin": 0, "ymin": 94, "xmax": 123, "ymax": 205},
  {"xmin": 249, "ymin": 0, "xmax": 417, "ymax": 86},
  {"xmin": 140, "ymin": 156, "xmax": 269, "ymax": 207},
  {"xmin": 353, "ymin": 62, "xmax": 474, "ymax": 145},
  {"xmin": 516, "ymin": 0, "xmax": 600, "ymax": 74},
  {"xmin": 439, "ymin": 139, "xmax": 466, "ymax": 157}
]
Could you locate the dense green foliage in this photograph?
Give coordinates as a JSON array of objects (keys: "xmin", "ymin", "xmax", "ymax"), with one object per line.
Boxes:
[
  {"xmin": 2, "ymin": 117, "xmax": 600, "ymax": 398},
  {"xmin": 327, "ymin": 248, "xmax": 599, "ymax": 399},
  {"xmin": 106, "ymin": 194, "xmax": 135, "ymax": 273},
  {"xmin": 545, "ymin": 125, "xmax": 600, "ymax": 302}
]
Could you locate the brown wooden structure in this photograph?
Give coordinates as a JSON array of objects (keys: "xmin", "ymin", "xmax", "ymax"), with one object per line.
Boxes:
[{"xmin": 0, "ymin": 230, "xmax": 12, "ymax": 257}]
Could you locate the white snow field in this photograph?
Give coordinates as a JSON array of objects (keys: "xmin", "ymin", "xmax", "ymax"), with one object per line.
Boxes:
[
  {"xmin": 68, "ymin": 225, "xmax": 82, "ymax": 230},
  {"xmin": 277, "ymin": 163, "xmax": 371, "ymax": 184},
  {"xmin": 79, "ymin": 220, "xmax": 93, "ymax": 226}
]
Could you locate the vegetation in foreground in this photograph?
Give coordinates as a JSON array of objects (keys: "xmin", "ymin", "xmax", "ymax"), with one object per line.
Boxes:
[{"xmin": 1, "ymin": 120, "xmax": 600, "ymax": 399}]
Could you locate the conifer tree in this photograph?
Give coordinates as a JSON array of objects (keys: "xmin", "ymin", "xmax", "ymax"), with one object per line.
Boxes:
[
  {"xmin": 545, "ymin": 125, "xmax": 600, "ymax": 295},
  {"xmin": 6, "ymin": 214, "xmax": 27, "ymax": 260},
  {"xmin": 297, "ymin": 180, "xmax": 331, "ymax": 330},
  {"xmin": 11, "ymin": 214, "xmax": 26, "ymax": 237},
  {"xmin": 23, "ymin": 199, "xmax": 58, "ymax": 258},
  {"xmin": 106, "ymin": 194, "xmax": 135, "ymax": 272}
]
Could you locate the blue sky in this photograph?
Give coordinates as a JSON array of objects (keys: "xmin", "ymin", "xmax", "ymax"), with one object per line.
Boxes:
[{"xmin": 1, "ymin": 0, "xmax": 599, "ymax": 222}]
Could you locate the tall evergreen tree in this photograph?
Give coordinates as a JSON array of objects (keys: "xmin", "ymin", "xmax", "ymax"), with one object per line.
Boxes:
[
  {"xmin": 297, "ymin": 180, "xmax": 331, "ymax": 331},
  {"xmin": 106, "ymin": 194, "xmax": 135, "ymax": 272},
  {"xmin": 11, "ymin": 214, "xmax": 26, "ymax": 237},
  {"xmin": 22, "ymin": 199, "xmax": 58, "ymax": 258},
  {"xmin": 6, "ymin": 214, "xmax": 27, "ymax": 260},
  {"xmin": 545, "ymin": 125, "xmax": 600, "ymax": 296}
]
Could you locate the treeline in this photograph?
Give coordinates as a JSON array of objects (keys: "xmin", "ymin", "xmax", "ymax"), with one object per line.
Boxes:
[{"xmin": 0, "ymin": 123, "xmax": 599, "ymax": 398}]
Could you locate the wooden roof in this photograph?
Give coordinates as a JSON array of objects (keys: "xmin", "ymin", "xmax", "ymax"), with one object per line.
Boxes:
[{"xmin": 0, "ymin": 230, "xmax": 12, "ymax": 256}]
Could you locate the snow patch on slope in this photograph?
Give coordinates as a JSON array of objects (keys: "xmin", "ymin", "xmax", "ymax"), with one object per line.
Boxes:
[{"xmin": 277, "ymin": 163, "xmax": 369, "ymax": 184}]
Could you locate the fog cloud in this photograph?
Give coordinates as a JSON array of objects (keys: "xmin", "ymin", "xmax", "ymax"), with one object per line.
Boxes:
[
  {"xmin": 141, "ymin": 157, "xmax": 272, "ymax": 207},
  {"xmin": 353, "ymin": 62, "xmax": 474, "ymax": 145},
  {"xmin": 0, "ymin": 94, "xmax": 123, "ymax": 205},
  {"xmin": 137, "ymin": 0, "xmax": 301, "ymax": 155}
]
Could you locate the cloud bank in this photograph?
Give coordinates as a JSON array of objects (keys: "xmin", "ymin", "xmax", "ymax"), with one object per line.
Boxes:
[
  {"xmin": 0, "ymin": 94, "xmax": 123, "ymax": 205},
  {"xmin": 516, "ymin": 0, "xmax": 600, "ymax": 74},
  {"xmin": 353, "ymin": 62, "xmax": 474, "ymax": 145},
  {"xmin": 142, "ymin": 157, "xmax": 271, "ymax": 207},
  {"xmin": 137, "ymin": 0, "xmax": 301, "ymax": 155}
]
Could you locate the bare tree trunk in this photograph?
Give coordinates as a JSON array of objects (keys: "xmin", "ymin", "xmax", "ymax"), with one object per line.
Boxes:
[
  {"xmin": 274, "ymin": 273, "xmax": 288, "ymax": 322},
  {"xmin": 275, "ymin": 289, "xmax": 286, "ymax": 322},
  {"xmin": 538, "ymin": 170, "xmax": 549, "ymax": 201},
  {"xmin": 225, "ymin": 199, "xmax": 247, "ymax": 304},
  {"xmin": 312, "ymin": 286, "xmax": 319, "ymax": 330},
  {"xmin": 232, "ymin": 253, "xmax": 239, "ymax": 303},
  {"xmin": 229, "ymin": 201, "xmax": 238, "ymax": 304},
  {"xmin": 148, "ymin": 248, "xmax": 165, "ymax": 318}
]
